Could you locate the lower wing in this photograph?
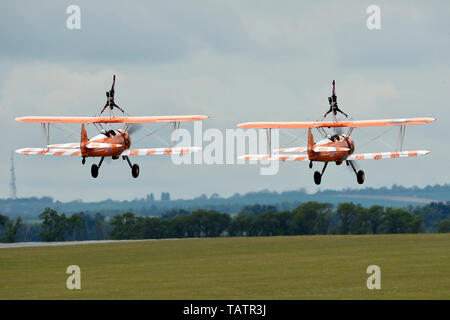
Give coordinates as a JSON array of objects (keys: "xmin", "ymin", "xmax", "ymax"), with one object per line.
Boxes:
[
  {"xmin": 239, "ymin": 154, "xmax": 308, "ymax": 161},
  {"xmin": 240, "ymin": 150, "xmax": 430, "ymax": 162},
  {"xmin": 16, "ymin": 148, "xmax": 81, "ymax": 156},
  {"xmin": 122, "ymin": 147, "xmax": 202, "ymax": 156},
  {"xmin": 346, "ymin": 150, "xmax": 430, "ymax": 160},
  {"xmin": 273, "ymin": 146, "xmax": 348, "ymax": 153},
  {"xmin": 16, "ymin": 146, "xmax": 202, "ymax": 156}
]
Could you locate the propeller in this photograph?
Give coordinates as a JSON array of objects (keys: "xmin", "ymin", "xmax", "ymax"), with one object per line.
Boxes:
[
  {"xmin": 127, "ymin": 123, "xmax": 142, "ymax": 135},
  {"xmin": 333, "ymin": 126, "xmax": 343, "ymax": 136}
]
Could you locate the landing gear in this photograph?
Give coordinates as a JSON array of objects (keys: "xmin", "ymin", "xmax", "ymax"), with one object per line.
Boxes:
[
  {"xmin": 132, "ymin": 164, "xmax": 140, "ymax": 178},
  {"xmin": 91, "ymin": 157, "xmax": 104, "ymax": 178},
  {"xmin": 346, "ymin": 160, "xmax": 365, "ymax": 184},
  {"xmin": 123, "ymin": 156, "xmax": 140, "ymax": 178},
  {"xmin": 82, "ymin": 157, "xmax": 86, "ymax": 165},
  {"xmin": 313, "ymin": 162, "xmax": 328, "ymax": 185},
  {"xmin": 91, "ymin": 164, "xmax": 98, "ymax": 178},
  {"xmin": 357, "ymin": 170, "xmax": 365, "ymax": 184},
  {"xmin": 314, "ymin": 171, "xmax": 321, "ymax": 185},
  {"xmin": 309, "ymin": 161, "xmax": 313, "ymax": 169},
  {"xmin": 335, "ymin": 161, "xmax": 342, "ymax": 165}
]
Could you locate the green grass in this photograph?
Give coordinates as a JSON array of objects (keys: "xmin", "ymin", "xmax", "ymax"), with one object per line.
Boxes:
[{"xmin": 0, "ymin": 234, "xmax": 449, "ymax": 299}]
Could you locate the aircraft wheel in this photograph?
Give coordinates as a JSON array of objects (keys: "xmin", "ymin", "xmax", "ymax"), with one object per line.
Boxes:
[
  {"xmin": 336, "ymin": 161, "xmax": 342, "ymax": 165},
  {"xmin": 132, "ymin": 164, "xmax": 140, "ymax": 178},
  {"xmin": 357, "ymin": 170, "xmax": 365, "ymax": 184},
  {"xmin": 91, "ymin": 164, "xmax": 99, "ymax": 178},
  {"xmin": 314, "ymin": 171, "xmax": 321, "ymax": 185}
]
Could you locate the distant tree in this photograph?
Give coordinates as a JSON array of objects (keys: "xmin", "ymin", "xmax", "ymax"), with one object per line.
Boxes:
[
  {"xmin": 412, "ymin": 202, "xmax": 450, "ymax": 232},
  {"xmin": 71, "ymin": 212, "xmax": 89, "ymax": 240},
  {"xmin": 94, "ymin": 213, "xmax": 108, "ymax": 240},
  {"xmin": 239, "ymin": 204, "xmax": 277, "ymax": 217},
  {"xmin": 336, "ymin": 203, "xmax": 359, "ymax": 234},
  {"xmin": 229, "ymin": 215, "xmax": 251, "ymax": 237},
  {"xmin": 381, "ymin": 208, "xmax": 423, "ymax": 234},
  {"xmin": 142, "ymin": 217, "xmax": 166, "ymax": 239},
  {"xmin": 160, "ymin": 209, "xmax": 190, "ymax": 220},
  {"xmin": 3, "ymin": 217, "xmax": 22, "ymax": 243},
  {"xmin": 110, "ymin": 212, "xmax": 142, "ymax": 240},
  {"xmin": 0, "ymin": 214, "xmax": 7, "ymax": 227},
  {"xmin": 437, "ymin": 219, "xmax": 450, "ymax": 233},
  {"xmin": 366, "ymin": 206, "xmax": 384, "ymax": 234},
  {"xmin": 255, "ymin": 211, "xmax": 281, "ymax": 236},
  {"xmin": 167, "ymin": 215, "xmax": 192, "ymax": 238},
  {"xmin": 39, "ymin": 208, "xmax": 82, "ymax": 241},
  {"xmin": 290, "ymin": 202, "xmax": 333, "ymax": 235}
]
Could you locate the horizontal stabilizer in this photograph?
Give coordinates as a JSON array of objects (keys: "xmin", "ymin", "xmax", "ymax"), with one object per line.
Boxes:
[{"xmin": 346, "ymin": 150, "xmax": 430, "ymax": 160}]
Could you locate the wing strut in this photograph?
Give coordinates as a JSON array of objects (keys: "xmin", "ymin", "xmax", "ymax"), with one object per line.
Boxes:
[
  {"xmin": 41, "ymin": 123, "xmax": 50, "ymax": 151},
  {"xmin": 266, "ymin": 128, "xmax": 272, "ymax": 156},
  {"xmin": 171, "ymin": 121, "xmax": 180, "ymax": 147},
  {"xmin": 397, "ymin": 125, "xmax": 406, "ymax": 152}
]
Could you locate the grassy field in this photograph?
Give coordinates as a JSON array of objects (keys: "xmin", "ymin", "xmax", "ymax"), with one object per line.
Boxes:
[{"xmin": 0, "ymin": 234, "xmax": 449, "ymax": 299}]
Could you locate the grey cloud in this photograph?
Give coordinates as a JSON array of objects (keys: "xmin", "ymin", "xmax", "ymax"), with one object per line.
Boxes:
[{"xmin": 0, "ymin": 1, "xmax": 249, "ymax": 64}]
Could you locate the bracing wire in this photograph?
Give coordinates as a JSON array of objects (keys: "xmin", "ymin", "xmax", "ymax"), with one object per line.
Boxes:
[{"xmin": 356, "ymin": 125, "xmax": 397, "ymax": 150}]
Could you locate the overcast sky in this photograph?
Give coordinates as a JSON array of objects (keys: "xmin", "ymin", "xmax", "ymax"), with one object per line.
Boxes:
[{"xmin": 0, "ymin": 1, "xmax": 448, "ymax": 201}]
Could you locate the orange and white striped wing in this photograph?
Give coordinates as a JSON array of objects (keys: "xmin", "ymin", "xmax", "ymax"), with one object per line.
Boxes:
[
  {"xmin": 273, "ymin": 146, "xmax": 348, "ymax": 153},
  {"xmin": 16, "ymin": 148, "xmax": 81, "ymax": 156},
  {"xmin": 346, "ymin": 150, "xmax": 430, "ymax": 160},
  {"xmin": 239, "ymin": 154, "xmax": 308, "ymax": 161},
  {"xmin": 46, "ymin": 142, "xmax": 80, "ymax": 149},
  {"xmin": 122, "ymin": 147, "xmax": 202, "ymax": 156},
  {"xmin": 273, "ymin": 146, "xmax": 307, "ymax": 153}
]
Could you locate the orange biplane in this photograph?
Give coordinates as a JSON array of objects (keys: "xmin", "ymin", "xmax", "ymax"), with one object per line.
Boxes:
[
  {"xmin": 238, "ymin": 82, "xmax": 435, "ymax": 185},
  {"xmin": 16, "ymin": 76, "xmax": 208, "ymax": 178}
]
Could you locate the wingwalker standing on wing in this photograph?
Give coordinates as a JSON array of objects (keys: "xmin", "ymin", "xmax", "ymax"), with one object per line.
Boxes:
[
  {"xmin": 100, "ymin": 75, "xmax": 125, "ymax": 114},
  {"xmin": 324, "ymin": 80, "xmax": 348, "ymax": 119}
]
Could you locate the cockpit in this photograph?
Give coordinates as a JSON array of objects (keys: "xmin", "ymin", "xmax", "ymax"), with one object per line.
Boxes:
[
  {"xmin": 326, "ymin": 134, "xmax": 344, "ymax": 142},
  {"xmin": 100, "ymin": 129, "xmax": 117, "ymax": 137}
]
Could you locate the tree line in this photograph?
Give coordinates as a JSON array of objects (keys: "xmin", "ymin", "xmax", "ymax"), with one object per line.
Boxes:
[{"xmin": 1, "ymin": 201, "xmax": 449, "ymax": 242}]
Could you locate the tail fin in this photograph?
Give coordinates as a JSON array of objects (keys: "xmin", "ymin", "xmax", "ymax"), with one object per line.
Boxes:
[
  {"xmin": 81, "ymin": 124, "xmax": 88, "ymax": 155},
  {"xmin": 307, "ymin": 128, "xmax": 315, "ymax": 159}
]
